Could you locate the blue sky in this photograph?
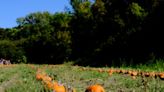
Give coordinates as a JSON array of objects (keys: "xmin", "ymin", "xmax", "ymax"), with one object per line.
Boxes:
[{"xmin": 0, "ymin": 0, "xmax": 71, "ymax": 28}]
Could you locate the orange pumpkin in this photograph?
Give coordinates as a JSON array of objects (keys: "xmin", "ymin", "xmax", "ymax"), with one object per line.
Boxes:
[
  {"xmin": 149, "ymin": 72, "xmax": 156, "ymax": 77},
  {"xmin": 159, "ymin": 73, "xmax": 164, "ymax": 80},
  {"xmin": 128, "ymin": 70, "xmax": 132, "ymax": 75},
  {"xmin": 114, "ymin": 69, "xmax": 120, "ymax": 73},
  {"xmin": 44, "ymin": 81, "xmax": 54, "ymax": 89},
  {"xmin": 36, "ymin": 73, "xmax": 45, "ymax": 80},
  {"xmin": 53, "ymin": 82, "xmax": 66, "ymax": 92},
  {"xmin": 131, "ymin": 71, "xmax": 138, "ymax": 76},
  {"xmin": 98, "ymin": 68, "xmax": 103, "ymax": 73},
  {"xmin": 108, "ymin": 69, "xmax": 114, "ymax": 76},
  {"xmin": 130, "ymin": 71, "xmax": 138, "ymax": 79},
  {"xmin": 119, "ymin": 69, "xmax": 126, "ymax": 74},
  {"xmin": 144, "ymin": 72, "xmax": 150, "ymax": 77},
  {"xmin": 85, "ymin": 84, "xmax": 105, "ymax": 92},
  {"xmin": 42, "ymin": 76, "xmax": 52, "ymax": 82}
]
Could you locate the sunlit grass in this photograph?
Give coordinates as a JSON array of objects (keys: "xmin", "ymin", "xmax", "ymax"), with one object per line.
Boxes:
[{"xmin": 0, "ymin": 62, "xmax": 164, "ymax": 92}]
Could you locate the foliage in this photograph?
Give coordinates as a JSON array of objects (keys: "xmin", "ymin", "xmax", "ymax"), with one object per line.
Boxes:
[
  {"xmin": 0, "ymin": 40, "xmax": 26, "ymax": 63},
  {"xmin": 0, "ymin": 0, "xmax": 164, "ymax": 66},
  {"xmin": 70, "ymin": 0, "xmax": 164, "ymax": 66},
  {"xmin": 15, "ymin": 12, "xmax": 72, "ymax": 64}
]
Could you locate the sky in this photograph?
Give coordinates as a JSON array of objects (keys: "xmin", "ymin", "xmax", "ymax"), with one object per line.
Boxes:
[{"xmin": 0, "ymin": 0, "xmax": 71, "ymax": 28}]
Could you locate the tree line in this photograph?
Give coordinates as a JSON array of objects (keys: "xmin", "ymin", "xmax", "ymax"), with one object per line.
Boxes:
[{"xmin": 0, "ymin": 0, "xmax": 163, "ymax": 66}]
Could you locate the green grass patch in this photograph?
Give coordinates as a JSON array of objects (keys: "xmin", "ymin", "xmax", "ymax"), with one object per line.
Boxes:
[{"xmin": 0, "ymin": 63, "xmax": 164, "ymax": 92}]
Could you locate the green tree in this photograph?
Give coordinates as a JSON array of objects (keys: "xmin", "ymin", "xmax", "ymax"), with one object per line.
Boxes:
[
  {"xmin": 15, "ymin": 12, "xmax": 72, "ymax": 64},
  {"xmin": 0, "ymin": 40, "xmax": 26, "ymax": 63},
  {"xmin": 70, "ymin": 0, "xmax": 161, "ymax": 66}
]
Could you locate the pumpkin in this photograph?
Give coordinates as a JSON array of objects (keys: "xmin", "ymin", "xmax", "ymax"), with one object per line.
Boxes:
[
  {"xmin": 36, "ymin": 73, "xmax": 45, "ymax": 80},
  {"xmin": 159, "ymin": 73, "xmax": 164, "ymax": 80},
  {"xmin": 98, "ymin": 68, "xmax": 103, "ymax": 73},
  {"xmin": 128, "ymin": 70, "xmax": 132, "ymax": 75},
  {"xmin": 42, "ymin": 76, "xmax": 52, "ymax": 82},
  {"xmin": 119, "ymin": 70, "xmax": 126, "ymax": 74},
  {"xmin": 131, "ymin": 71, "xmax": 138, "ymax": 76},
  {"xmin": 144, "ymin": 72, "xmax": 150, "ymax": 77},
  {"xmin": 108, "ymin": 69, "xmax": 113, "ymax": 76},
  {"xmin": 149, "ymin": 72, "xmax": 156, "ymax": 77},
  {"xmin": 116, "ymin": 69, "xmax": 121, "ymax": 73},
  {"xmin": 85, "ymin": 84, "xmax": 105, "ymax": 92},
  {"xmin": 53, "ymin": 82, "xmax": 66, "ymax": 92},
  {"xmin": 44, "ymin": 81, "xmax": 54, "ymax": 89}
]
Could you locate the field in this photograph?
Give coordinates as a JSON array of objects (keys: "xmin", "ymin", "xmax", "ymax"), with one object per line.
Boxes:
[{"xmin": 0, "ymin": 63, "xmax": 164, "ymax": 92}]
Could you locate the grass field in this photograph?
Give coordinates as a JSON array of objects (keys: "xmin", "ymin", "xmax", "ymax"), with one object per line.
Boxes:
[{"xmin": 0, "ymin": 63, "xmax": 164, "ymax": 92}]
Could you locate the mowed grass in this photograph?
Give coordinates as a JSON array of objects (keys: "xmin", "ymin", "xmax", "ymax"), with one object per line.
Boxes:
[{"xmin": 0, "ymin": 63, "xmax": 164, "ymax": 92}]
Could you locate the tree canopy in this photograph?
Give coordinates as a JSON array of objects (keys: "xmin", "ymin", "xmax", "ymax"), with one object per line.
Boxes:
[{"xmin": 0, "ymin": 0, "xmax": 163, "ymax": 66}]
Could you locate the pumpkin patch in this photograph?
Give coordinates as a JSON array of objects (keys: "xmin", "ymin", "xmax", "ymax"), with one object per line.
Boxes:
[{"xmin": 1, "ymin": 64, "xmax": 164, "ymax": 92}]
